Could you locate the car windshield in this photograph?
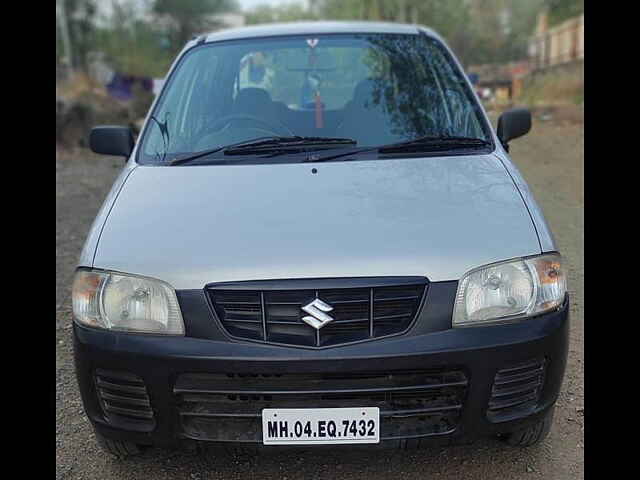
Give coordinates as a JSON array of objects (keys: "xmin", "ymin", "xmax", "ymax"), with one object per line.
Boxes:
[{"xmin": 139, "ymin": 33, "xmax": 492, "ymax": 165}]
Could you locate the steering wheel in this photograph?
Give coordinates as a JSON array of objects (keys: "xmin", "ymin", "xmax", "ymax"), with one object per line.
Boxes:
[{"xmin": 207, "ymin": 114, "xmax": 295, "ymax": 137}]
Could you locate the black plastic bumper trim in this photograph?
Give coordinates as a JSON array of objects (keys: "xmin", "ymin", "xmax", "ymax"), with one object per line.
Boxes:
[{"xmin": 73, "ymin": 297, "xmax": 569, "ymax": 448}]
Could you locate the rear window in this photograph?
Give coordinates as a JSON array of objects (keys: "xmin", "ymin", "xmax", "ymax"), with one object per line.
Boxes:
[{"xmin": 235, "ymin": 46, "xmax": 377, "ymax": 111}]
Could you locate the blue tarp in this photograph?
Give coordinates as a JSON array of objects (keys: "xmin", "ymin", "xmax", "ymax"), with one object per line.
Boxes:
[{"xmin": 106, "ymin": 73, "xmax": 153, "ymax": 101}]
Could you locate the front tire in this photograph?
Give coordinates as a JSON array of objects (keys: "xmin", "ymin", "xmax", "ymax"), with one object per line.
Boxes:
[
  {"xmin": 502, "ymin": 407, "xmax": 555, "ymax": 447},
  {"xmin": 95, "ymin": 430, "xmax": 143, "ymax": 458}
]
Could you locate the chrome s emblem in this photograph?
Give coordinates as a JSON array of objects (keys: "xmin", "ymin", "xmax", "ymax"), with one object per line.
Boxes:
[{"xmin": 301, "ymin": 298, "xmax": 334, "ymax": 330}]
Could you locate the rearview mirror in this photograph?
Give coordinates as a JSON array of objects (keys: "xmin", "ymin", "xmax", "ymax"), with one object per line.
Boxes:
[
  {"xmin": 497, "ymin": 108, "xmax": 532, "ymax": 147},
  {"xmin": 89, "ymin": 126, "xmax": 135, "ymax": 158}
]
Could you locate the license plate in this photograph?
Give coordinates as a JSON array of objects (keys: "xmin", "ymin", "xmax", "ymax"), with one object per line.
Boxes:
[{"xmin": 262, "ymin": 407, "xmax": 380, "ymax": 445}]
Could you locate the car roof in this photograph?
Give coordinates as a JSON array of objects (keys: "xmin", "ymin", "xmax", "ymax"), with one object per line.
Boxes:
[{"xmin": 202, "ymin": 21, "xmax": 440, "ymax": 44}]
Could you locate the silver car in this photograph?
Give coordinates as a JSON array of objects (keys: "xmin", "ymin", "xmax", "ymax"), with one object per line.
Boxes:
[{"xmin": 73, "ymin": 22, "xmax": 568, "ymax": 457}]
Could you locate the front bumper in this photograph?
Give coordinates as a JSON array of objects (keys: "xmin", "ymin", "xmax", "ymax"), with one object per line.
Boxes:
[{"xmin": 73, "ymin": 298, "xmax": 569, "ymax": 449}]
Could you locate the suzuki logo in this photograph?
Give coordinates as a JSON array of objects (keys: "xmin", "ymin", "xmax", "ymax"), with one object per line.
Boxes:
[{"xmin": 301, "ymin": 298, "xmax": 334, "ymax": 330}]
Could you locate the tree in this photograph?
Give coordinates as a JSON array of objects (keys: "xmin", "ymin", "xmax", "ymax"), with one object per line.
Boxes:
[
  {"xmin": 501, "ymin": 0, "xmax": 546, "ymax": 61},
  {"xmin": 153, "ymin": 0, "xmax": 239, "ymax": 52},
  {"xmin": 57, "ymin": 0, "xmax": 98, "ymax": 72},
  {"xmin": 246, "ymin": 0, "xmax": 545, "ymax": 67},
  {"xmin": 545, "ymin": 0, "xmax": 583, "ymax": 26},
  {"xmin": 94, "ymin": 0, "xmax": 174, "ymax": 77},
  {"xmin": 245, "ymin": 3, "xmax": 317, "ymax": 25}
]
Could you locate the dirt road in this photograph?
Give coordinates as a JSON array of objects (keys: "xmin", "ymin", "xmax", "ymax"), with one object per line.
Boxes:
[{"xmin": 56, "ymin": 112, "xmax": 583, "ymax": 479}]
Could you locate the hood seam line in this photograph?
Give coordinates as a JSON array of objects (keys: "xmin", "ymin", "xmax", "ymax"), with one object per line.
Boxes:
[
  {"xmin": 492, "ymin": 153, "xmax": 543, "ymax": 253},
  {"xmin": 90, "ymin": 165, "xmax": 138, "ymax": 267}
]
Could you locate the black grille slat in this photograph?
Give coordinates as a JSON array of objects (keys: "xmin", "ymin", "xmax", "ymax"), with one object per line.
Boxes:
[
  {"xmin": 174, "ymin": 383, "xmax": 466, "ymax": 396},
  {"xmin": 326, "ymin": 317, "xmax": 370, "ymax": 324},
  {"xmin": 388, "ymin": 404, "xmax": 463, "ymax": 416},
  {"xmin": 208, "ymin": 279, "xmax": 427, "ymax": 348},
  {"xmin": 374, "ymin": 313, "xmax": 414, "ymax": 321},
  {"xmin": 490, "ymin": 381, "xmax": 541, "ymax": 398},
  {"xmin": 176, "ymin": 402, "xmax": 465, "ymax": 419},
  {"xmin": 98, "ymin": 390, "xmax": 151, "ymax": 407},
  {"xmin": 175, "ymin": 369, "xmax": 467, "ymax": 441},
  {"xmin": 217, "ymin": 308, "xmax": 261, "ymax": 315},
  {"xmin": 488, "ymin": 391, "xmax": 539, "ymax": 410},
  {"xmin": 102, "ymin": 403, "xmax": 154, "ymax": 419},
  {"xmin": 221, "ymin": 318, "xmax": 263, "ymax": 324},
  {"xmin": 94, "ymin": 370, "xmax": 155, "ymax": 431},
  {"xmin": 487, "ymin": 358, "xmax": 546, "ymax": 422},
  {"xmin": 95, "ymin": 378, "xmax": 147, "ymax": 395},
  {"xmin": 266, "ymin": 318, "xmax": 307, "ymax": 324},
  {"xmin": 495, "ymin": 366, "xmax": 542, "ymax": 385},
  {"xmin": 217, "ymin": 301, "xmax": 262, "ymax": 306},
  {"xmin": 175, "ymin": 371, "xmax": 467, "ymax": 393},
  {"xmin": 375, "ymin": 295, "xmax": 420, "ymax": 302},
  {"xmin": 327, "ymin": 299, "xmax": 369, "ymax": 305},
  {"xmin": 495, "ymin": 358, "xmax": 542, "ymax": 374},
  {"xmin": 322, "ymin": 322, "xmax": 370, "ymax": 333}
]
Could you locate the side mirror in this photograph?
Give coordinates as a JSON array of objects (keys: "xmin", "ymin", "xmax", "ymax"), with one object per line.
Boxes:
[
  {"xmin": 89, "ymin": 126, "xmax": 135, "ymax": 158},
  {"xmin": 497, "ymin": 108, "xmax": 532, "ymax": 148}
]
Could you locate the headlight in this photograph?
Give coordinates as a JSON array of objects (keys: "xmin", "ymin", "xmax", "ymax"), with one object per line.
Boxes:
[
  {"xmin": 72, "ymin": 269, "xmax": 184, "ymax": 335},
  {"xmin": 453, "ymin": 253, "xmax": 566, "ymax": 327}
]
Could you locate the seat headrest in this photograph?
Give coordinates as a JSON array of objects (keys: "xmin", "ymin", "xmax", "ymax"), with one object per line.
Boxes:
[
  {"xmin": 234, "ymin": 88, "xmax": 273, "ymax": 114},
  {"xmin": 352, "ymin": 79, "xmax": 382, "ymax": 108}
]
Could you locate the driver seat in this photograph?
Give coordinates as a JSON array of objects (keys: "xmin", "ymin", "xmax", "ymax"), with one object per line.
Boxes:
[
  {"xmin": 233, "ymin": 88, "xmax": 281, "ymax": 127},
  {"xmin": 335, "ymin": 79, "xmax": 399, "ymax": 145}
]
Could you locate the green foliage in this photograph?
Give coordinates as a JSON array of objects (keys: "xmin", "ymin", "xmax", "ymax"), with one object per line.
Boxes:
[
  {"xmin": 63, "ymin": 0, "xmax": 242, "ymax": 78},
  {"xmin": 519, "ymin": 62, "xmax": 584, "ymax": 106},
  {"xmin": 546, "ymin": 0, "xmax": 584, "ymax": 26},
  {"xmin": 60, "ymin": 0, "xmax": 98, "ymax": 72},
  {"xmin": 56, "ymin": 21, "xmax": 64, "ymax": 64},
  {"xmin": 153, "ymin": 0, "xmax": 240, "ymax": 50},
  {"xmin": 246, "ymin": 0, "xmax": 546, "ymax": 67},
  {"xmin": 94, "ymin": 24, "xmax": 173, "ymax": 78},
  {"xmin": 245, "ymin": 4, "xmax": 318, "ymax": 24},
  {"xmin": 91, "ymin": 1, "xmax": 172, "ymax": 77},
  {"xmin": 58, "ymin": 0, "xmax": 556, "ymax": 81}
]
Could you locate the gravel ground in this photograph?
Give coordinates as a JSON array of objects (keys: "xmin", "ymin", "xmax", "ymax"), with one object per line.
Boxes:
[{"xmin": 56, "ymin": 112, "xmax": 583, "ymax": 479}]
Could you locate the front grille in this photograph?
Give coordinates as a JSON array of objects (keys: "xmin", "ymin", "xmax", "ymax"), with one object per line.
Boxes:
[
  {"xmin": 94, "ymin": 369, "xmax": 155, "ymax": 431},
  {"xmin": 174, "ymin": 369, "xmax": 467, "ymax": 442},
  {"xmin": 487, "ymin": 358, "xmax": 546, "ymax": 422},
  {"xmin": 208, "ymin": 279, "xmax": 427, "ymax": 347}
]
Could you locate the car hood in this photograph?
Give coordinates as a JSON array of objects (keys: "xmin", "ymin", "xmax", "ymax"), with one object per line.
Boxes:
[{"xmin": 93, "ymin": 155, "xmax": 541, "ymax": 289}]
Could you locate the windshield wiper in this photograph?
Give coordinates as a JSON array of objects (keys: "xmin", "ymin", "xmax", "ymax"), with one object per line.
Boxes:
[
  {"xmin": 378, "ymin": 135, "xmax": 491, "ymax": 153},
  {"xmin": 304, "ymin": 136, "xmax": 491, "ymax": 163},
  {"xmin": 169, "ymin": 136, "xmax": 280, "ymax": 165},
  {"xmin": 303, "ymin": 146, "xmax": 378, "ymax": 163},
  {"xmin": 169, "ymin": 136, "xmax": 356, "ymax": 165},
  {"xmin": 223, "ymin": 136, "xmax": 356, "ymax": 155},
  {"xmin": 170, "ymin": 135, "xmax": 488, "ymax": 165}
]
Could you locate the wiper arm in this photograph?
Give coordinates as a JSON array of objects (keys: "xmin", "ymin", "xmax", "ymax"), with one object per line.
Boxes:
[
  {"xmin": 170, "ymin": 135, "xmax": 486, "ymax": 165},
  {"xmin": 303, "ymin": 146, "xmax": 378, "ymax": 163},
  {"xmin": 378, "ymin": 135, "xmax": 491, "ymax": 153},
  {"xmin": 170, "ymin": 136, "xmax": 357, "ymax": 165},
  {"xmin": 305, "ymin": 136, "xmax": 491, "ymax": 163},
  {"xmin": 169, "ymin": 146, "xmax": 225, "ymax": 165},
  {"xmin": 170, "ymin": 136, "xmax": 298, "ymax": 165},
  {"xmin": 223, "ymin": 136, "xmax": 356, "ymax": 155}
]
